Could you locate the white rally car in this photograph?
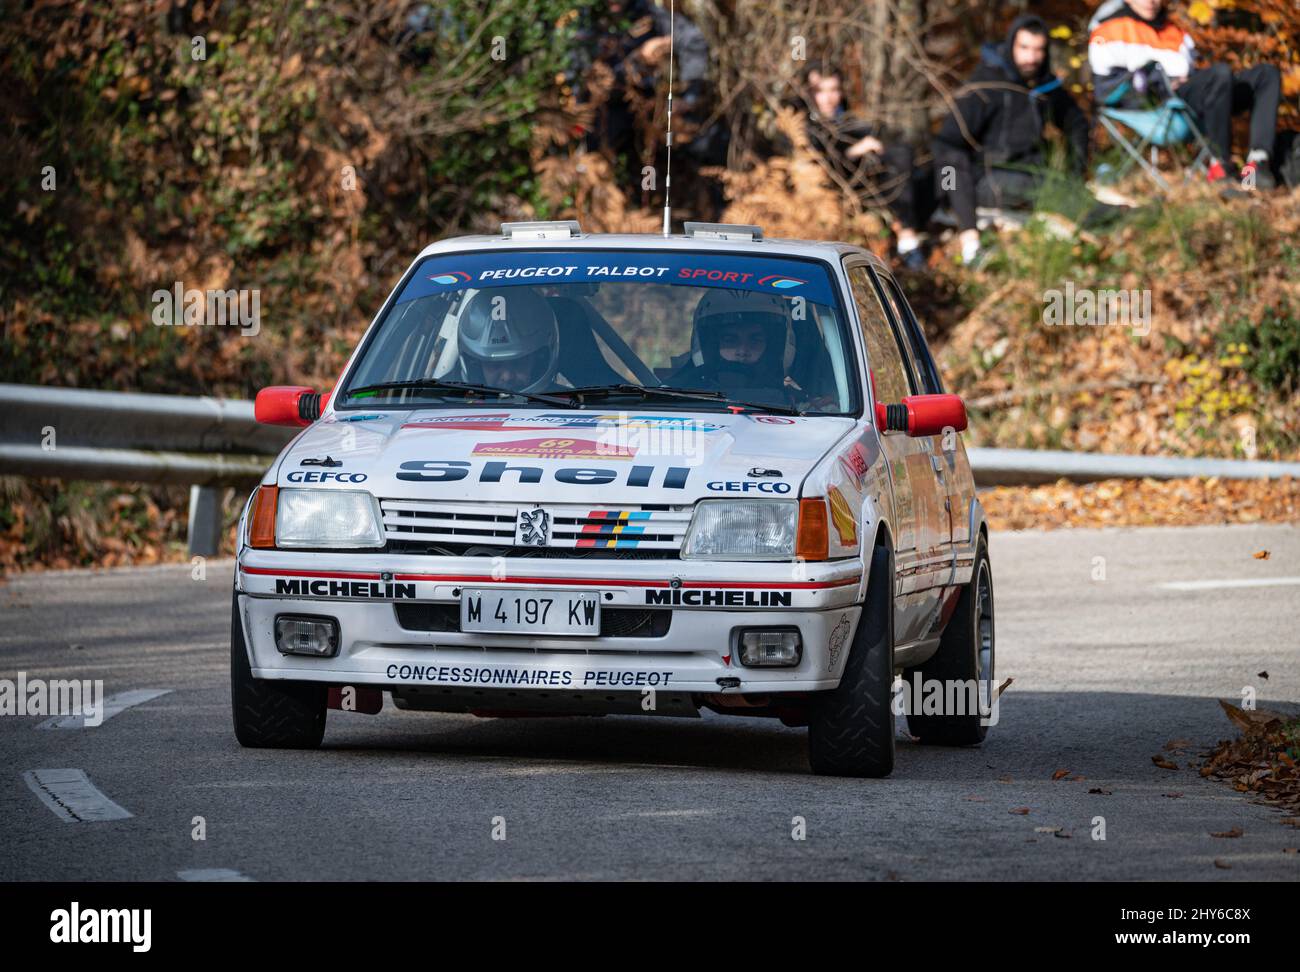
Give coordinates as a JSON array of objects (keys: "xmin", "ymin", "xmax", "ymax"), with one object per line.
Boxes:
[{"xmin": 232, "ymin": 221, "xmax": 994, "ymax": 777}]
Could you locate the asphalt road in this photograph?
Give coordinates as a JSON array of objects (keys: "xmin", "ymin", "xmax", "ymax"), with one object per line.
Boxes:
[{"xmin": 2, "ymin": 523, "xmax": 1298, "ymax": 881}]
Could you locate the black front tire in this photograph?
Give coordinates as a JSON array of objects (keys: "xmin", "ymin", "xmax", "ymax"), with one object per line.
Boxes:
[
  {"xmin": 904, "ymin": 533, "xmax": 994, "ymax": 746},
  {"xmin": 807, "ymin": 545, "xmax": 896, "ymax": 778},
  {"xmin": 230, "ymin": 590, "xmax": 327, "ymax": 749}
]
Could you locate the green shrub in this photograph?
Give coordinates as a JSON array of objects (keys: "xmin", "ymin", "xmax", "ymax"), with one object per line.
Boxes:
[{"xmin": 1218, "ymin": 298, "xmax": 1300, "ymax": 395}]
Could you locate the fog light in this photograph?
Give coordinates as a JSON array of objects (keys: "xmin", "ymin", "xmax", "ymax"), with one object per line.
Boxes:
[
  {"xmin": 737, "ymin": 628, "xmax": 802, "ymax": 667},
  {"xmin": 274, "ymin": 615, "xmax": 339, "ymax": 657}
]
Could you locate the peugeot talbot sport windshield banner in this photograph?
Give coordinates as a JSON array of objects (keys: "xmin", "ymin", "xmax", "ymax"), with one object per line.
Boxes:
[{"xmin": 394, "ymin": 251, "xmax": 840, "ymax": 307}]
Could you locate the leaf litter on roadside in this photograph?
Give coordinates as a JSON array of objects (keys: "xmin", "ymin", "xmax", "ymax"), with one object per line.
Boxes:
[{"xmin": 1202, "ymin": 701, "xmax": 1300, "ymax": 816}]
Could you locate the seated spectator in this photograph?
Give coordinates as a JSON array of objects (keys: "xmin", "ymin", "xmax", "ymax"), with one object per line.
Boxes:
[
  {"xmin": 1089, "ymin": 0, "xmax": 1281, "ymax": 189},
  {"xmin": 934, "ymin": 15, "xmax": 1091, "ymax": 264},
  {"xmin": 802, "ymin": 63, "xmax": 933, "ymax": 270}
]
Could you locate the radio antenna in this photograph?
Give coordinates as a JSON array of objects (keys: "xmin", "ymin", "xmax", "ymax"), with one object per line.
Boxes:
[{"xmin": 661, "ymin": 0, "xmax": 675, "ymax": 237}]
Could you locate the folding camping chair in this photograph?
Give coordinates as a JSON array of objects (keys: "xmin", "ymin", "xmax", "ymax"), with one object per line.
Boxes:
[{"xmin": 1095, "ymin": 67, "xmax": 1218, "ymax": 193}]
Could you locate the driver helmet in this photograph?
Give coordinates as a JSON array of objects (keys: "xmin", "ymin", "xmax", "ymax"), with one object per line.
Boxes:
[
  {"xmin": 457, "ymin": 288, "xmax": 560, "ymax": 393},
  {"xmin": 690, "ymin": 289, "xmax": 794, "ymax": 377}
]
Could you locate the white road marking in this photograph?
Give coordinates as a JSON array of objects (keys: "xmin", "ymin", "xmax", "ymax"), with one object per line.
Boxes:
[
  {"xmin": 37, "ymin": 688, "xmax": 172, "ymax": 730},
  {"xmin": 1157, "ymin": 577, "xmax": 1300, "ymax": 592},
  {"xmin": 176, "ymin": 869, "xmax": 255, "ymax": 882},
  {"xmin": 22, "ymin": 768, "xmax": 133, "ymax": 823}
]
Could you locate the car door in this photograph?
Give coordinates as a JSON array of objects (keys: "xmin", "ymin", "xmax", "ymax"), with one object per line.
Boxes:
[
  {"xmin": 845, "ymin": 263, "xmax": 947, "ymax": 643},
  {"xmin": 871, "ymin": 271, "xmax": 954, "ymax": 554},
  {"xmin": 876, "ymin": 272, "xmax": 973, "ymax": 553}
]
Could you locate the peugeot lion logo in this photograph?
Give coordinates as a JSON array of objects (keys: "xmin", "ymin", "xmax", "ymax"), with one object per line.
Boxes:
[{"xmin": 518, "ymin": 507, "xmax": 550, "ymax": 546}]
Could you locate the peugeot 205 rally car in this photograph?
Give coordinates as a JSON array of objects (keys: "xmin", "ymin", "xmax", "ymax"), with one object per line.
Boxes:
[{"xmin": 232, "ymin": 220, "xmax": 995, "ymax": 777}]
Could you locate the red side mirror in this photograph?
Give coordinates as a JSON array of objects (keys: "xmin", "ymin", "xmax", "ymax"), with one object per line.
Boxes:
[
  {"xmin": 875, "ymin": 393, "xmax": 967, "ymax": 437},
  {"xmin": 255, "ymin": 386, "xmax": 318, "ymax": 427}
]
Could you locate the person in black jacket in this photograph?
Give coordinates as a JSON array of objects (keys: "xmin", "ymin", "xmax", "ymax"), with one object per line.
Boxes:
[
  {"xmin": 802, "ymin": 63, "xmax": 934, "ymax": 270},
  {"xmin": 934, "ymin": 15, "xmax": 1090, "ymax": 263},
  {"xmin": 572, "ymin": 1, "xmax": 715, "ymax": 187}
]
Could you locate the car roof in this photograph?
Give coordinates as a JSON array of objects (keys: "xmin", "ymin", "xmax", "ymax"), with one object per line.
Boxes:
[{"xmin": 414, "ymin": 231, "xmax": 887, "ymax": 272}]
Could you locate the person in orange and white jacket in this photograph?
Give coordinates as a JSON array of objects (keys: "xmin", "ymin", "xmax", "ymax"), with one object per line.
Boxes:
[{"xmin": 1088, "ymin": 0, "xmax": 1281, "ymax": 189}]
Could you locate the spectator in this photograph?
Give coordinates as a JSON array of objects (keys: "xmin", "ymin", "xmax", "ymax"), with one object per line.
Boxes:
[
  {"xmin": 573, "ymin": 1, "xmax": 716, "ymax": 192},
  {"xmin": 934, "ymin": 15, "xmax": 1090, "ymax": 264},
  {"xmin": 802, "ymin": 63, "xmax": 933, "ymax": 270},
  {"xmin": 1088, "ymin": 0, "xmax": 1281, "ymax": 189}
]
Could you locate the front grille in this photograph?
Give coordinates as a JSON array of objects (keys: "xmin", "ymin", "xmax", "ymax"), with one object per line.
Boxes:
[
  {"xmin": 381, "ymin": 500, "xmax": 516, "ymax": 545},
  {"xmin": 393, "ymin": 604, "xmax": 671, "ymax": 639},
  {"xmin": 384, "ymin": 541, "xmax": 680, "ymax": 560},
  {"xmin": 380, "ymin": 499, "xmax": 691, "ymax": 557}
]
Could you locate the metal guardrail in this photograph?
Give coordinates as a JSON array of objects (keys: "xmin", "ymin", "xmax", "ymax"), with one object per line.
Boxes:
[
  {"xmin": 0, "ymin": 384, "xmax": 295, "ymax": 556},
  {"xmin": 967, "ymin": 447, "xmax": 1300, "ymax": 487},
  {"xmin": 2, "ymin": 384, "xmax": 1297, "ymax": 555}
]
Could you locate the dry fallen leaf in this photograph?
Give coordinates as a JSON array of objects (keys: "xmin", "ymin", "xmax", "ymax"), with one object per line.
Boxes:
[
  {"xmin": 1213, "ymin": 859, "xmax": 1232, "ymax": 869},
  {"xmin": 1052, "ymin": 769, "xmax": 1071, "ymax": 781},
  {"xmin": 1164, "ymin": 739, "xmax": 1194, "ymax": 751},
  {"xmin": 1089, "ymin": 787, "xmax": 1114, "ymax": 795},
  {"xmin": 1218, "ymin": 699, "xmax": 1290, "ymax": 731},
  {"xmin": 1252, "ymin": 549, "xmax": 1270, "ymax": 560},
  {"xmin": 1152, "ymin": 755, "xmax": 1180, "ymax": 770},
  {"xmin": 1211, "ymin": 826, "xmax": 1244, "ymax": 838},
  {"xmin": 1010, "ymin": 807, "xmax": 1031, "ymax": 815},
  {"xmin": 1163, "ymin": 792, "xmax": 1184, "ymax": 799}
]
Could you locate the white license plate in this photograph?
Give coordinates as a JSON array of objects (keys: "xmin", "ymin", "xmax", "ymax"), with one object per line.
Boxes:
[{"xmin": 460, "ymin": 588, "xmax": 601, "ymax": 636}]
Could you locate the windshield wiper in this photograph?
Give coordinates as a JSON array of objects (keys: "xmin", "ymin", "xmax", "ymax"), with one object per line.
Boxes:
[
  {"xmin": 546, "ymin": 383, "xmax": 803, "ymax": 416},
  {"xmin": 345, "ymin": 379, "xmax": 574, "ymax": 407}
]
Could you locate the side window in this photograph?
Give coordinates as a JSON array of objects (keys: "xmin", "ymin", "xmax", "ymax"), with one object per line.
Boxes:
[
  {"xmin": 848, "ymin": 266, "xmax": 912, "ymax": 405},
  {"xmin": 880, "ymin": 275, "xmax": 944, "ymax": 394}
]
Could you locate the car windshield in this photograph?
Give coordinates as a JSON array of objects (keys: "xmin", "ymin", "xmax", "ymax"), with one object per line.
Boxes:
[{"xmin": 339, "ymin": 249, "xmax": 858, "ymax": 415}]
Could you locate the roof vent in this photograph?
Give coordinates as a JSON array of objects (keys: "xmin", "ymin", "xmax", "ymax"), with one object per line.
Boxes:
[
  {"xmin": 499, "ymin": 220, "xmax": 582, "ymax": 240},
  {"xmin": 683, "ymin": 222, "xmax": 763, "ymax": 242}
]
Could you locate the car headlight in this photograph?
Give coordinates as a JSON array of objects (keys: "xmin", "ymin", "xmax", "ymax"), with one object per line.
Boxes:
[
  {"xmin": 681, "ymin": 499, "xmax": 798, "ymax": 560},
  {"xmin": 275, "ymin": 489, "xmax": 384, "ymax": 549}
]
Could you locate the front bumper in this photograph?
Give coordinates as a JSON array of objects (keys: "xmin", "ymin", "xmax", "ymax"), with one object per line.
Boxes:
[{"xmin": 235, "ymin": 550, "xmax": 865, "ymax": 695}]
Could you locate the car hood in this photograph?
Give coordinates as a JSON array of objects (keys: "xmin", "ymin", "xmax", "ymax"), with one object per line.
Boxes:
[{"xmin": 276, "ymin": 407, "xmax": 856, "ymax": 504}]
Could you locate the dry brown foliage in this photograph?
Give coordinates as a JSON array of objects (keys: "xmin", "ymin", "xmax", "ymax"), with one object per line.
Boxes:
[
  {"xmin": 1203, "ymin": 701, "xmax": 1300, "ymax": 816},
  {"xmin": 982, "ymin": 476, "xmax": 1300, "ymax": 531}
]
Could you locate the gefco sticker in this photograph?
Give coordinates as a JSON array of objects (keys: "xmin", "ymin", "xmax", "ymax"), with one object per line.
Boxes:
[
  {"xmin": 706, "ymin": 480, "xmax": 791, "ymax": 494},
  {"xmin": 394, "ymin": 251, "xmax": 837, "ymax": 306},
  {"xmin": 397, "ymin": 460, "xmax": 691, "ymax": 489},
  {"xmin": 285, "ymin": 471, "xmax": 368, "ymax": 484}
]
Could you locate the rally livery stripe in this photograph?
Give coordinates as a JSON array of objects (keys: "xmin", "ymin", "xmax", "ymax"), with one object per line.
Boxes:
[
  {"xmin": 37, "ymin": 688, "xmax": 172, "ymax": 730},
  {"xmin": 240, "ymin": 567, "xmax": 387, "ymax": 580},
  {"xmin": 239, "ymin": 565, "xmax": 860, "ymax": 589},
  {"xmin": 22, "ymin": 768, "xmax": 133, "ymax": 823}
]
